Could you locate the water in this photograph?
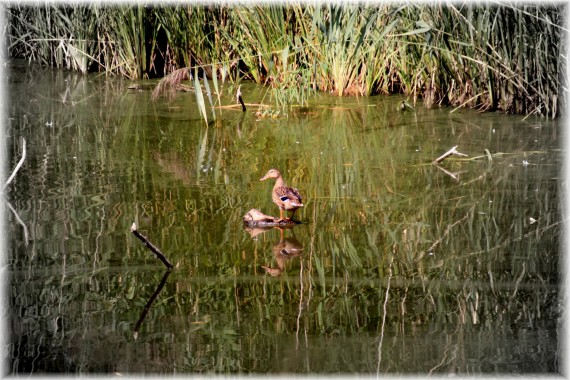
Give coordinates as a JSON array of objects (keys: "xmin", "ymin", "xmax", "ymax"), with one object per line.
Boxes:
[{"xmin": 5, "ymin": 60, "xmax": 562, "ymax": 375}]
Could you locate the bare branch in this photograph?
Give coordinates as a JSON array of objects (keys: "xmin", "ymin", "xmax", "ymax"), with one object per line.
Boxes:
[
  {"xmin": 130, "ymin": 223, "xmax": 174, "ymax": 269},
  {"xmin": 432, "ymin": 145, "xmax": 468, "ymax": 164}
]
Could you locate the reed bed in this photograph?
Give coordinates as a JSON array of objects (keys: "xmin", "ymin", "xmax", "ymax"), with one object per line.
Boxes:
[{"xmin": 7, "ymin": 3, "xmax": 565, "ymax": 117}]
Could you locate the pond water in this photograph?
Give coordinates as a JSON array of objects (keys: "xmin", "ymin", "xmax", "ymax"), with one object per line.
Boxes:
[{"xmin": 4, "ymin": 60, "xmax": 563, "ymax": 375}]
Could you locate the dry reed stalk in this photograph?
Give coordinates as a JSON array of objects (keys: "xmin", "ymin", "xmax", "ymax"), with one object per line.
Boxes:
[{"xmin": 151, "ymin": 67, "xmax": 192, "ymax": 100}]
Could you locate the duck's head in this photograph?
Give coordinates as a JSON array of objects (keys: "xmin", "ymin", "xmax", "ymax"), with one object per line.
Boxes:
[{"xmin": 260, "ymin": 169, "xmax": 281, "ymax": 181}]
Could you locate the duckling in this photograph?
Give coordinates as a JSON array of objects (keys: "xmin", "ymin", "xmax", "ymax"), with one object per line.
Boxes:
[{"xmin": 260, "ymin": 169, "xmax": 303, "ymax": 222}]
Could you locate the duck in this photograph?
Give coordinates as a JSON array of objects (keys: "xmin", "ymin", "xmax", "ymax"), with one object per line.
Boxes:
[{"xmin": 260, "ymin": 169, "xmax": 303, "ymax": 222}]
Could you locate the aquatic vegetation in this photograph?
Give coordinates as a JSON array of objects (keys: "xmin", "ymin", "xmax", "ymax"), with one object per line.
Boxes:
[
  {"xmin": 6, "ymin": 62, "xmax": 561, "ymax": 373},
  {"xmin": 6, "ymin": 3, "xmax": 564, "ymax": 117}
]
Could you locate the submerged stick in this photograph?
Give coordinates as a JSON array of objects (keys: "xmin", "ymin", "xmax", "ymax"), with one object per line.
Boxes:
[
  {"xmin": 237, "ymin": 86, "xmax": 246, "ymax": 112},
  {"xmin": 432, "ymin": 145, "xmax": 468, "ymax": 164},
  {"xmin": 3, "ymin": 137, "xmax": 26, "ymax": 192},
  {"xmin": 130, "ymin": 223, "xmax": 174, "ymax": 269}
]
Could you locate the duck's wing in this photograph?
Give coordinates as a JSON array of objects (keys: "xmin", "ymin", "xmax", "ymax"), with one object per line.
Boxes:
[
  {"xmin": 276, "ymin": 186, "xmax": 303, "ymax": 207},
  {"xmin": 290, "ymin": 187, "xmax": 303, "ymax": 204}
]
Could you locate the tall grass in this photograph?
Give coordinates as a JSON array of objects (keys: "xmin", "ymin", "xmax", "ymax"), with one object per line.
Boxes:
[{"xmin": 6, "ymin": 3, "xmax": 565, "ymax": 117}]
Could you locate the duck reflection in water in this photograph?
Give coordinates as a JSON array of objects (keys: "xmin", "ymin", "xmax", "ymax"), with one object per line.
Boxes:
[{"xmin": 261, "ymin": 227, "xmax": 303, "ymax": 276}]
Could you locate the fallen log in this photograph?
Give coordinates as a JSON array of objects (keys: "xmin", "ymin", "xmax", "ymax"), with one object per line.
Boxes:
[{"xmin": 242, "ymin": 208, "xmax": 299, "ymax": 228}]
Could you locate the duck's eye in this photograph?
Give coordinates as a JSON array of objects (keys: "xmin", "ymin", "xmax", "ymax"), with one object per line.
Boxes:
[{"xmin": 279, "ymin": 196, "xmax": 289, "ymax": 202}]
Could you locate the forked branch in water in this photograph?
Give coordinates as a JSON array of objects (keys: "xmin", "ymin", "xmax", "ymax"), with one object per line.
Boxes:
[{"xmin": 433, "ymin": 145, "xmax": 468, "ymax": 164}]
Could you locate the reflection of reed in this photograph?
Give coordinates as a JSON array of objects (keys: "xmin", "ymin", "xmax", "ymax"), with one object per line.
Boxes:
[
  {"xmin": 133, "ymin": 269, "xmax": 172, "ymax": 339},
  {"xmin": 8, "ymin": 66, "xmax": 561, "ymax": 372},
  {"xmin": 376, "ymin": 257, "xmax": 393, "ymax": 375},
  {"xmin": 153, "ymin": 152, "xmax": 193, "ymax": 185}
]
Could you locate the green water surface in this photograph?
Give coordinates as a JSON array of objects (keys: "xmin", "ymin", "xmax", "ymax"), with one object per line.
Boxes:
[{"xmin": 5, "ymin": 60, "xmax": 562, "ymax": 375}]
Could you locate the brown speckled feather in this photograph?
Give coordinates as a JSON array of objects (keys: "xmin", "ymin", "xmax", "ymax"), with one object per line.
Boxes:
[
  {"xmin": 272, "ymin": 185, "xmax": 303, "ymax": 211},
  {"xmin": 260, "ymin": 168, "xmax": 304, "ymax": 220}
]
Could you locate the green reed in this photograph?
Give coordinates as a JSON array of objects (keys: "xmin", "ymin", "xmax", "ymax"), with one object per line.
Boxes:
[{"xmin": 7, "ymin": 3, "xmax": 564, "ymax": 117}]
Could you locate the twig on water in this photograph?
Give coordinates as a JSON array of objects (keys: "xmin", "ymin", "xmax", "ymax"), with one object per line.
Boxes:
[
  {"xmin": 3, "ymin": 137, "xmax": 26, "ymax": 192},
  {"xmin": 237, "ymin": 86, "xmax": 246, "ymax": 112},
  {"xmin": 432, "ymin": 145, "xmax": 468, "ymax": 164},
  {"xmin": 130, "ymin": 223, "xmax": 174, "ymax": 269}
]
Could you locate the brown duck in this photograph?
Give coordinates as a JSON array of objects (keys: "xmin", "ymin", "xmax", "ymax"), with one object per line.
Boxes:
[{"xmin": 260, "ymin": 169, "xmax": 304, "ymax": 222}]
